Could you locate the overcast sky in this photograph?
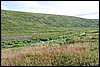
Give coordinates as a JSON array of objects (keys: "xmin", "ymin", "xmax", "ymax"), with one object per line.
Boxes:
[{"xmin": 1, "ymin": 1, "xmax": 99, "ymax": 19}]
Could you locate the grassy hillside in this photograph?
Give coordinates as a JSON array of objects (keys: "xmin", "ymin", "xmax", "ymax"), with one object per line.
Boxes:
[
  {"xmin": 1, "ymin": 10, "xmax": 99, "ymax": 37},
  {"xmin": 1, "ymin": 10, "xmax": 99, "ymax": 66}
]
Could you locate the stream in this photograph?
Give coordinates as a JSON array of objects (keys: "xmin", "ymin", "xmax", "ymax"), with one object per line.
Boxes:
[
  {"xmin": 28, "ymin": 33, "xmax": 76, "ymax": 45},
  {"xmin": 28, "ymin": 32, "xmax": 86, "ymax": 45}
]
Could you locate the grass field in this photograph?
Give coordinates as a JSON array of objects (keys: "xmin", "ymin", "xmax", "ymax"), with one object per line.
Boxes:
[
  {"xmin": 1, "ymin": 42, "xmax": 99, "ymax": 66},
  {"xmin": 1, "ymin": 29, "xmax": 99, "ymax": 66},
  {"xmin": 1, "ymin": 10, "xmax": 99, "ymax": 66}
]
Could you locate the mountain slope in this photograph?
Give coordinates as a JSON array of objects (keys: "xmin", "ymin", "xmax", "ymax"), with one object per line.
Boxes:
[{"xmin": 1, "ymin": 10, "xmax": 99, "ymax": 37}]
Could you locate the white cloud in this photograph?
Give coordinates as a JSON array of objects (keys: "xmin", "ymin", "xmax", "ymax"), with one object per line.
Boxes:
[
  {"xmin": 78, "ymin": 13, "xmax": 99, "ymax": 19},
  {"xmin": 17, "ymin": 1, "xmax": 49, "ymax": 9},
  {"xmin": 17, "ymin": 1, "xmax": 40, "ymax": 8},
  {"xmin": 1, "ymin": 1, "xmax": 99, "ymax": 19},
  {"xmin": 50, "ymin": 1, "xmax": 99, "ymax": 15}
]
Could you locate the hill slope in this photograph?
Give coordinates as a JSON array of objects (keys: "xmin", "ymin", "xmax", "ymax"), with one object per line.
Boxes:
[{"xmin": 1, "ymin": 10, "xmax": 99, "ymax": 37}]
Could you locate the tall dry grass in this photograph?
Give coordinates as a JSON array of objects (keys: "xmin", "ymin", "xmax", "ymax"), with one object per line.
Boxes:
[{"xmin": 1, "ymin": 42, "xmax": 99, "ymax": 66}]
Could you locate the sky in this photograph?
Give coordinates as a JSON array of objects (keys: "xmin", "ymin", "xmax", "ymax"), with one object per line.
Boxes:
[{"xmin": 1, "ymin": 1, "xmax": 99, "ymax": 19}]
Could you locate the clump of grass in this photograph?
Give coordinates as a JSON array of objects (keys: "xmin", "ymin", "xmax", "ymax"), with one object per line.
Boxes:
[{"xmin": 1, "ymin": 42, "xmax": 99, "ymax": 66}]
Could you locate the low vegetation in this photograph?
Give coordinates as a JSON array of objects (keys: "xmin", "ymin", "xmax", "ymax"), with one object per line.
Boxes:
[
  {"xmin": 1, "ymin": 42, "xmax": 99, "ymax": 66},
  {"xmin": 1, "ymin": 30, "xmax": 99, "ymax": 66},
  {"xmin": 1, "ymin": 10, "xmax": 99, "ymax": 37},
  {"xmin": 1, "ymin": 10, "xmax": 99, "ymax": 66}
]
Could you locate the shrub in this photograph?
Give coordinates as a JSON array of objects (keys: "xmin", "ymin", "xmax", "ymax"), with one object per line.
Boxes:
[
  {"xmin": 49, "ymin": 37, "xmax": 53, "ymax": 40},
  {"xmin": 13, "ymin": 43, "xmax": 25, "ymax": 47},
  {"xmin": 66, "ymin": 39, "xmax": 75, "ymax": 44},
  {"xmin": 40, "ymin": 38, "xmax": 48, "ymax": 41}
]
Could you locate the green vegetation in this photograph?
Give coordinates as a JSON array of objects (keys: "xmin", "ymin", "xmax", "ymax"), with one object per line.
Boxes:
[
  {"xmin": 1, "ymin": 10, "xmax": 98, "ymax": 37},
  {"xmin": 1, "ymin": 31, "xmax": 99, "ymax": 49},
  {"xmin": 1, "ymin": 10, "xmax": 99, "ymax": 66},
  {"xmin": 1, "ymin": 42, "xmax": 99, "ymax": 66}
]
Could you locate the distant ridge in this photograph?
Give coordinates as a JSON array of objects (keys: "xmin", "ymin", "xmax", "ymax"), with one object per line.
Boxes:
[{"xmin": 1, "ymin": 10, "xmax": 99, "ymax": 33}]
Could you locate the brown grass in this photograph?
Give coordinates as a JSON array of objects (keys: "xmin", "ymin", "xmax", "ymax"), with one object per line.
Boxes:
[
  {"xmin": 1, "ymin": 42, "xmax": 92, "ymax": 59},
  {"xmin": 1, "ymin": 42, "xmax": 99, "ymax": 66}
]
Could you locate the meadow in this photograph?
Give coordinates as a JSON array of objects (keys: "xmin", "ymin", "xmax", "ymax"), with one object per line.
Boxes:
[
  {"xmin": 1, "ymin": 10, "xmax": 99, "ymax": 66},
  {"xmin": 1, "ymin": 29, "xmax": 99, "ymax": 66}
]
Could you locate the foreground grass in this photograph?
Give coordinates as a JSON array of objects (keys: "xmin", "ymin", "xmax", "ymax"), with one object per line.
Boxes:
[{"xmin": 1, "ymin": 42, "xmax": 99, "ymax": 66}]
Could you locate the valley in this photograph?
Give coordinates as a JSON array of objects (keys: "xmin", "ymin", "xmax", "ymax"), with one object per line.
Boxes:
[{"xmin": 1, "ymin": 10, "xmax": 99, "ymax": 66}]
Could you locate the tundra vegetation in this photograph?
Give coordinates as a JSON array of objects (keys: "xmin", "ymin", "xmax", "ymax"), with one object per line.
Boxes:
[{"xmin": 1, "ymin": 10, "xmax": 99, "ymax": 66}]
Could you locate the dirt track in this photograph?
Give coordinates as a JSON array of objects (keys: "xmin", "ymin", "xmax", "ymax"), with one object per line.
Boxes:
[{"xmin": 1, "ymin": 36, "xmax": 32, "ymax": 40}]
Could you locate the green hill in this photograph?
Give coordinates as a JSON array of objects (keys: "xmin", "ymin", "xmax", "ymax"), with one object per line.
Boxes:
[
  {"xmin": 1, "ymin": 10, "xmax": 99, "ymax": 66},
  {"xmin": 1, "ymin": 10, "xmax": 99, "ymax": 37}
]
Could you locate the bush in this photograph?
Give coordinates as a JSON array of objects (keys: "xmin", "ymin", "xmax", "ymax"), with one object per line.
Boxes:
[
  {"xmin": 27, "ymin": 40, "xmax": 31, "ymax": 43},
  {"xmin": 7, "ymin": 42, "xmax": 14, "ymax": 45},
  {"xmin": 40, "ymin": 38, "xmax": 48, "ymax": 41},
  {"xmin": 13, "ymin": 43, "xmax": 25, "ymax": 47},
  {"xmin": 66, "ymin": 39, "xmax": 75, "ymax": 44},
  {"xmin": 13, "ymin": 40, "xmax": 19, "ymax": 44},
  {"xmin": 49, "ymin": 37, "xmax": 53, "ymax": 40},
  {"xmin": 21, "ymin": 40, "xmax": 28, "ymax": 44},
  {"xmin": 31, "ymin": 38, "xmax": 39, "ymax": 42}
]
